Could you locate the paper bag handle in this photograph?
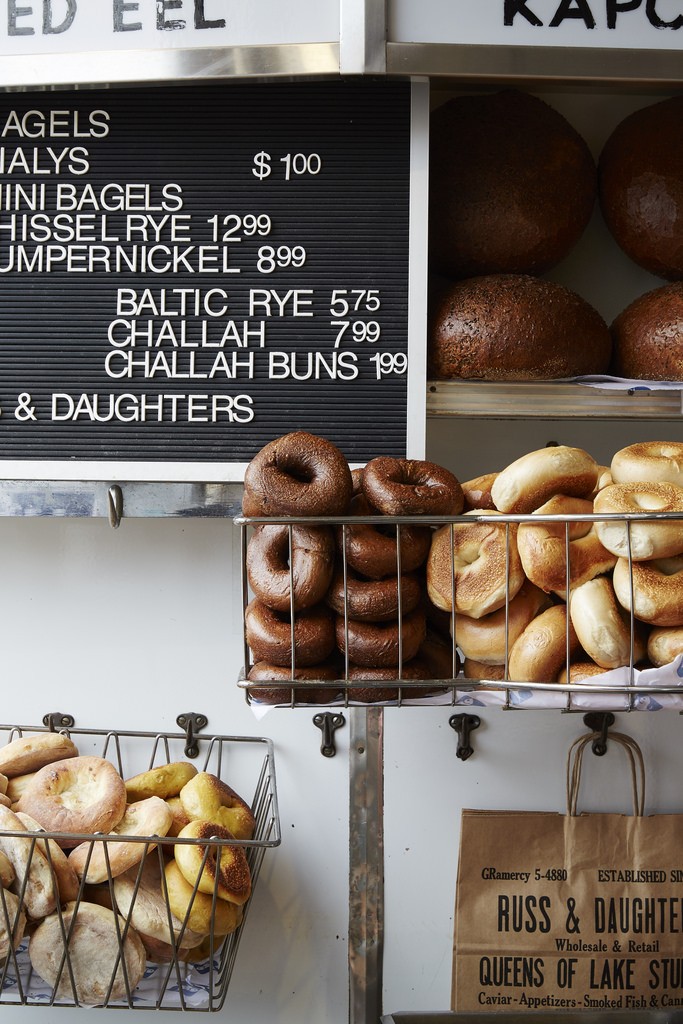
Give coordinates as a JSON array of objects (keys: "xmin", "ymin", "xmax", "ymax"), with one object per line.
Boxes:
[{"xmin": 566, "ymin": 730, "xmax": 645, "ymax": 817}]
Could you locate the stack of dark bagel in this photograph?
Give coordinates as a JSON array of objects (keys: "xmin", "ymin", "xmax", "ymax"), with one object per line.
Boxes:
[
  {"xmin": 244, "ymin": 433, "xmax": 683, "ymax": 693},
  {"xmin": 243, "ymin": 432, "xmax": 461, "ymax": 702}
]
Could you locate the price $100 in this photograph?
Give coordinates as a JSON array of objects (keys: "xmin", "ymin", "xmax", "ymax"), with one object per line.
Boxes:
[{"xmin": 252, "ymin": 151, "xmax": 323, "ymax": 181}]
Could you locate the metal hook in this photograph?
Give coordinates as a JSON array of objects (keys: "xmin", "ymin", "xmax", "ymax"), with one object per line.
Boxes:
[
  {"xmin": 42, "ymin": 712, "xmax": 75, "ymax": 732},
  {"xmin": 176, "ymin": 713, "xmax": 208, "ymax": 759},
  {"xmin": 583, "ymin": 712, "xmax": 615, "ymax": 756},
  {"xmin": 108, "ymin": 484, "xmax": 123, "ymax": 529},
  {"xmin": 313, "ymin": 712, "xmax": 345, "ymax": 758},
  {"xmin": 449, "ymin": 713, "xmax": 481, "ymax": 761}
]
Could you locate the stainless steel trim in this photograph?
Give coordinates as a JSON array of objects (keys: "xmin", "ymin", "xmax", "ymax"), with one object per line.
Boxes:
[
  {"xmin": 386, "ymin": 41, "xmax": 683, "ymax": 86},
  {"xmin": 426, "ymin": 381, "xmax": 683, "ymax": 419},
  {"xmin": 0, "ymin": 43, "xmax": 340, "ymax": 90},
  {"xmin": 0, "ymin": 480, "xmax": 244, "ymax": 518},
  {"xmin": 340, "ymin": 0, "xmax": 387, "ymax": 74}
]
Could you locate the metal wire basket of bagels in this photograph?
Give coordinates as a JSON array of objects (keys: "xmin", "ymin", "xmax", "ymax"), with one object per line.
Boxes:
[
  {"xmin": 237, "ymin": 432, "xmax": 683, "ymax": 712},
  {"xmin": 0, "ymin": 717, "xmax": 279, "ymax": 1010}
]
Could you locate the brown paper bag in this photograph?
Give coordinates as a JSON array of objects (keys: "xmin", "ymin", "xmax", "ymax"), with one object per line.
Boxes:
[{"xmin": 452, "ymin": 731, "xmax": 683, "ymax": 1014}]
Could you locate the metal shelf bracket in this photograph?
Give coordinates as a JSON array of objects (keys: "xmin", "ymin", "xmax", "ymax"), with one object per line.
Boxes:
[
  {"xmin": 313, "ymin": 711, "xmax": 345, "ymax": 757},
  {"xmin": 449, "ymin": 713, "xmax": 481, "ymax": 761},
  {"xmin": 176, "ymin": 712, "xmax": 208, "ymax": 758},
  {"xmin": 583, "ymin": 711, "xmax": 616, "ymax": 756}
]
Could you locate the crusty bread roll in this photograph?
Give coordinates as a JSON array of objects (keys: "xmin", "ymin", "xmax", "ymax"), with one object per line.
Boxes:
[
  {"xmin": 28, "ymin": 901, "xmax": 146, "ymax": 1004},
  {"xmin": 0, "ymin": 887, "xmax": 25, "ymax": 958},
  {"xmin": 68, "ymin": 796, "xmax": 173, "ymax": 883},
  {"xmin": 0, "ymin": 805, "xmax": 56, "ymax": 919},
  {"xmin": 429, "ymin": 89, "xmax": 596, "ymax": 278},
  {"xmin": 599, "ymin": 95, "xmax": 683, "ymax": 280},
  {"xmin": 0, "ymin": 733, "xmax": 78, "ymax": 779},
  {"xmin": 17, "ymin": 756, "xmax": 127, "ymax": 848},
  {"xmin": 174, "ymin": 821, "xmax": 251, "ymax": 906},
  {"xmin": 164, "ymin": 859, "xmax": 243, "ymax": 937},
  {"xmin": 15, "ymin": 811, "xmax": 80, "ymax": 905},
  {"xmin": 179, "ymin": 773, "xmax": 255, "ymax": 841},
  {"xmin": 124, "ymin": 761, "xmax": 198, "ymax": 803},
  {"xmin": 0, "ymin": 850, "xmax": 14, "ymax": 888},
  {"xmin": 113, "ymin": 856, "xmax": 204, "ymax": 949},
  {"xmin": 610, "ymin": 284, "xmax": 683, "ymax": 380},
  {"xmin": 429, "ymin": 275, "xmax": 611, "ymax": 382}
]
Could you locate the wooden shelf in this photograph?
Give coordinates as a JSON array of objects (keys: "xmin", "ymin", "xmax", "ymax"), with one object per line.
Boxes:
[{"xmin": 426, "ymin": 381, "xmax": 683, "ymax": 419}]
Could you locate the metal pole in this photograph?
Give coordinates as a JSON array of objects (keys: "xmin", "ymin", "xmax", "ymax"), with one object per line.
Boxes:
[{"xmin": 348, "ymin": 705, "xmax": 384, "ymax": 1024}]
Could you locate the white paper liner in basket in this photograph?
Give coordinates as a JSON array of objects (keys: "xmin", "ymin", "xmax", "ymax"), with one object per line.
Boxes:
[
  {"xmin": 2, "ymin": 941, "xmax": 218, "ymax": 1009},
  {"xmin": 445, "ymin": 655, "xmax": 683, "ymax": 712},
  {"xmin": 248, "ymin": 655, "xmax": 683, "ymax": 716}
]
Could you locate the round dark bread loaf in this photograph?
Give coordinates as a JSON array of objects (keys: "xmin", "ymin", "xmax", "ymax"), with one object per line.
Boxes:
[
  {"xmin": 610, "ymin": 282, "xmax": 683, "ymax": 380},
  {"xmin": 429, "ymin": 89, "xmax": 596, "ymax": 279},
  {"xmin": 428, "ymin": 274, "xmax": 611, "ymax": 381},
  {"xmin": 599, "ymin": 96, "xmax": 683, "ymax": 280}
]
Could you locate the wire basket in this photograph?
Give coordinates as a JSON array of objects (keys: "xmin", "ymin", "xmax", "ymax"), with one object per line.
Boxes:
[
  {"xmin": 235, "ymin": 509, "xmax": 683, "ymax": 712},
  {"xmin": 0, "ymin": 718, "xmax": 280, "ymax": 1011}
]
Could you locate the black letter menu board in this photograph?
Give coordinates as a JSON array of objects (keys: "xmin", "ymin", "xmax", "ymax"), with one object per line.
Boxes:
[{"xmin": 0, "ymin": 79, "xmax": 419, "ymax": 481}]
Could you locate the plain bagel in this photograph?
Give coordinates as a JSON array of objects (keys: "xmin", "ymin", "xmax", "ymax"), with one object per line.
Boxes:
[
  {"xmin": 427, "ymin": 512, "xmax": 525, "ymax": 618},
  {"xmin": 113, "ymin": 857, "xmax": 205, "ymax": 949},
  {"xmin": 648, "ymin": 625, "xmax": 683, "ymax": 667},
  {"xmin": 507, "ymin": 604, "xmax": 580, "ymax": 682},
  {"xmin": 611, "ymin": 441, "xmax": 683, "ymax": 488},
  {"xmin": 17, "ymin": 756, "xmax": 128, "ymax": 848},
  {"xmin": 613, "ymin": 554, "xmax": 683, "ymax": 627},
  {"xmin": 517, "ymin": 495, "xmax": 617, "ymax": 596},
  {"xmin": 594, "ymin": 482, "xmax": 683, "ymax": 561},
  {"xmin": 453, "ymin": 581, "xmax": 552, "ymax": 665},
  {"xmin": 569, "ymin": 576, "xmax": 647, "ymax": 669},
  {"xmin": 491, "ymin": 445, "xmax": 599, "ymax": 515}
]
